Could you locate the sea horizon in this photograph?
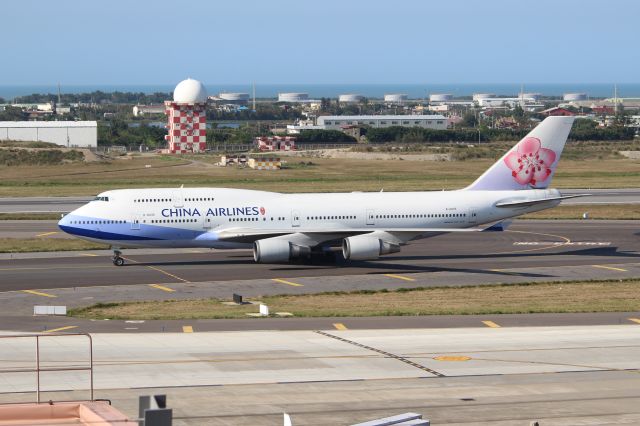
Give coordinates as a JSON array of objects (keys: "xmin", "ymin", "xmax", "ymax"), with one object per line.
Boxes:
[{"xmin": 1, "ymin": 83, "xmax": 639, "ymax": 100}]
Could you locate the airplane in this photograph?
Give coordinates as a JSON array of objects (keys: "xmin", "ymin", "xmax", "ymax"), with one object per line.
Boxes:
[{"xmin": 58, "ymin": 116, "xmax": 582, "ymax": 266}]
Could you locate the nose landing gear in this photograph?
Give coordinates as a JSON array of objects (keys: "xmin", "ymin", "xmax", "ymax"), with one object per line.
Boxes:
[{"xmin": 112, "ymin": 249, "xmax": 124, "ymax": 266}]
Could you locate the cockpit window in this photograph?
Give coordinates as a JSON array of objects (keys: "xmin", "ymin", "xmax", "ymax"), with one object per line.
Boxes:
[{"xmin": 93, "ymin": 196, "xmax": 109, "ymax": 202}]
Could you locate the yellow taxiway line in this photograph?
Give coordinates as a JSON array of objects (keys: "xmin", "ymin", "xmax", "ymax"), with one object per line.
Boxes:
[
  {"xmin": 148, "ymin": 284, "xmax": 176, "ymax": 292},
  {"xmin": 384, "ymin": 274, "xmax": 416, "ymax": 282},
  {"xmin": 22, "ymin": 289, "xmax": 56, "ymax": 298},
  {"xmin": 45, "ymin": 326, "xmax": 78, "ymax": 333},
  {"xmin": 482, "ymin": 320, "xmax": 501, "ymax": 328},
  {"xmin": 35, "ymin": 231, "xmax": 58, "ymax": 237},
  {"xmin": 592, "ymin": 264, "xmax": 628, "ymax": 272},
  {"xmin": 182, "ymin": 326, "xmax": 194, "ymax": 333},
  {"xmin": 271, "ymin": 278, "xmax": 303, "ymax": 287},
  {"xmin": 333, "ymin": 323, "xmax": 348, "ymax": 330},
  {"xmin": 628, "ymin": 318, "xmax": 640, "ymax": 324}
]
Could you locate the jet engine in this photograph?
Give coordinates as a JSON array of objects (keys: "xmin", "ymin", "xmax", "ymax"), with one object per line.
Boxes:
[
  {"xmin": 342, "ymin": 235, "xmax": 400, "ymax": 261},
  {"xmin": 253, "ymin": 239, "xmax": 311, "ymax": 263}
]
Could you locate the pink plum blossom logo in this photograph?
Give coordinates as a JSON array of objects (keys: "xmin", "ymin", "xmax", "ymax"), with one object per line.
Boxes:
[{"xmin": 504, "ymin": 137, "xmax": 556, "ymax": 186}]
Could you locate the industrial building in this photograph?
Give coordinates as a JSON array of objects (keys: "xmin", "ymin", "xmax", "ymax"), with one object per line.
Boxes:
[
  {"xmin": 0, "ymin": 121, "xmax": 97, "ymax": 147},
  {"xmin": 317, "ymin": 115, "xmax": 448, "ymax": 130},
  {"xmin": 476, "ymin": 96, "xmax": 538, "ymax": 107},
  {"xmin": 164, "ymin": 78, "xmax": 208, "ymax": 154}
]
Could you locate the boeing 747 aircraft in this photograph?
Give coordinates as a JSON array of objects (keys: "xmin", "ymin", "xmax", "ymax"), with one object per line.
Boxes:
[{"xmin": 59, "ymin": 116, "xmax": 580, "ymax": 266}]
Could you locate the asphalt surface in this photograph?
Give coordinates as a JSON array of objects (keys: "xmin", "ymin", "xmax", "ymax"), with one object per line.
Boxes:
[
  {"xmin": 0, "ymin": 196, "xmax": 92, "ymax": 213},
  {"xmin": 0, "ymin": 188, "xmax": 638, "ymax": 214},
  {"xmin": 1, "ymin": 220, "xmax": 637, "ymax": 290},
  {"xmin": 0, "ymin": 219, "xmax": 639, "ymax": 332}
]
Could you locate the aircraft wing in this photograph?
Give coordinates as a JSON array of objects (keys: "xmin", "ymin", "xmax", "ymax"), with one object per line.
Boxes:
[{"xmin": 212, "ymin": 225, "xmax": 491, "ymax": 244}]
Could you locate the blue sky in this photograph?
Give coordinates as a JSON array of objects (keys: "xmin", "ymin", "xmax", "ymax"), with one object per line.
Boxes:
[{"xmin": 2, "ymin": 0, "xmax": 638, "ymax": 85}]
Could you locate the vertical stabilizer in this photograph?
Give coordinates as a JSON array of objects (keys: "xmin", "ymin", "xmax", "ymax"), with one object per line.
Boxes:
[{"xmin": 465, "ymin": 116, "xmax": 575, "ymax": 191}]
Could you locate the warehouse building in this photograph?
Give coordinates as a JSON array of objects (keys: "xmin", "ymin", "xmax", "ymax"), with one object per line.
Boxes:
[
  {"xmin": 0, "ymin": 121, "xmax": 97, "ymax": 147},
  {"xmin": 317, "ymin": 115, "xmax": 448, "ymax": 130}
]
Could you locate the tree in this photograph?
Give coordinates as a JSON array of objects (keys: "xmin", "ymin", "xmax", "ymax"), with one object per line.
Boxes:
[
  {"xmin": 460, "ymin": 112, "xmax": 478, "ymax": 127},
  {"xmin": 0, "ymin": 106, "xmax": 26, "ymax": 121}
]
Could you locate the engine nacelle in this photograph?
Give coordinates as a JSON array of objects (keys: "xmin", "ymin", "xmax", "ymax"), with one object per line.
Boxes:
[
  {"xmin": 342, "ymin": 235, "xmax": 400, "ymax": 261},
  {"xmin": 253, "ymin": 239, "xmax": 311, "ymax": 263}
]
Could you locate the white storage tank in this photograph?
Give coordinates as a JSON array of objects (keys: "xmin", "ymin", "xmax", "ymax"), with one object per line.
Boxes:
[
  {"xmin": 473, "ymin": 93, "xmax": 495, "ymax": 101},
  {"xmin": 522, "ymin": 93, "xmax": 542, "ymax": 101},
  {"xmin": 384, "ymin": 93, "xmax": 408, "ymax": 103},
  {"xmin": 563, "ymin": 93, "xmax": 587, "ymax": 101},
  {"xmin": 278, "ymin": 93, "xmax": 309, "ymax": 102},
  {"xmin": 429, "ymin": 93, "xmax": 453, "ymax": 102},
  {"xmin": 339, "ymin": 94, "xmax": 364, "ymax": 103},
  {"xmin": 218, "ymin": 92, "xmax": 249, "ymax": 102}
]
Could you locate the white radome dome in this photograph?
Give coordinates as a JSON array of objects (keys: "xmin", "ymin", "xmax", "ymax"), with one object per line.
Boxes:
[{"xmin": 173, "ymin": 78, "xmax": 207, "ymax": 103}]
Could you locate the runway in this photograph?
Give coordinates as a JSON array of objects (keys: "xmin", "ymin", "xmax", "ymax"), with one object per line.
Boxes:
[{"xmin": 0, "ymin": 188, "xmax": 638, "ymax": 214}]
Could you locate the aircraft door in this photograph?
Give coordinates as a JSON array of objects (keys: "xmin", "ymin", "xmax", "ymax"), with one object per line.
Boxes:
[
  {"xmin": 366, "ymin": 209, "xmax": 375, "ymax": 226},
  {"xmin": 291, "ymin": 210, "xmax": 301, "ymax": 227},
  {"xmin": 131, "ymin": 214, "xmax": 141, "ymax": 230},
  {"xmin": 173, "ymin": 190, "xmax": 184, "ymax": 208},
  {"xmin": 468, "ymin": 207, "xmax": 478, "ymax": 225},
  {"xmin": 202, "ymin": 216, "xmax": 212, "ymax": 229}
]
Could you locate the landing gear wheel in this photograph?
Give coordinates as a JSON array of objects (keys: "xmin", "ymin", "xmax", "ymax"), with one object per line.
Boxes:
[{"xmin": 112, "ymin": 249, "xmax": 124, "ymax": 266}]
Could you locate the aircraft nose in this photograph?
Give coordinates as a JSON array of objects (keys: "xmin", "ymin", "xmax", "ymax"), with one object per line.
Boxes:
[
  {"xmin": 58, "ymin": 213, "xmax": 69, "ymax": 229},
  {"xmin": 58, "ymin": 209, "xmax": 76, "ymax": 230}
]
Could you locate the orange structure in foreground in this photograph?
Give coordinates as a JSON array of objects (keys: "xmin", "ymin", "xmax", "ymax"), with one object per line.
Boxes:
[{"xmin": 0, "ymin": 401, "xmax": 130, "ymax": 425}]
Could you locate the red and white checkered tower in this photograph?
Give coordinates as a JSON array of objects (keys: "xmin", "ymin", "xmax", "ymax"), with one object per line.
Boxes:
[{"xmin": 164, "ymin": 78, "xmax": 208, "ymax": 154}]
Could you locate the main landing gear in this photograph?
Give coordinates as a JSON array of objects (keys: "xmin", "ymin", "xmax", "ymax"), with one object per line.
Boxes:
[{"xmin": 112, "ymin": 249, "xmax": 124, "ymax": 266}]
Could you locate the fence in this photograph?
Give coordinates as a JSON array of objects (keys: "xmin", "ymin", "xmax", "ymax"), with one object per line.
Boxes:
[{"xmin": 0, "ymin": 333, "xmax": 94, "ymax": 403}]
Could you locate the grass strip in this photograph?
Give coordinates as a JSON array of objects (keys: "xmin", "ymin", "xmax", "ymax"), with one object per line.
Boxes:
[
  {"xmin": 522, "ymin": 204, "xmax": 640, "ymax": 220},
  {"xmin": 68, "ymin": 279, "xmax": 640, "ymax": 320},
  {"xmin": 0, "ymin": 213, "xmax": 63, "ymax": 220}
]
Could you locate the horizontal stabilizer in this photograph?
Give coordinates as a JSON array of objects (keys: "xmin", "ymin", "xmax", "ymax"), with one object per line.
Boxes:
[
  {"xmin": 482, "ymin": 220, "xmax": 512, "ymax": 232},
  {"xmin": 495, "ymin": 194, "xmax": 590, "ymax": 208}
]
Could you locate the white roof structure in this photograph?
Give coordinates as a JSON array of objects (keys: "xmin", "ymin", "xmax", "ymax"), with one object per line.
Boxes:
[
  {"xmin": 0, "ymin": 121, "xmax": 97, "ymax": 147},
  {"xmin": 318, "ymin": 115, "xmax": 446, "ymax": 121},
  {"xmin": 0, "ymin": 121, "xmax": 97, "ymax": 128},
  {"xmin": 173, "ymin": 78, "xmax": 208, "ymax": 104}
]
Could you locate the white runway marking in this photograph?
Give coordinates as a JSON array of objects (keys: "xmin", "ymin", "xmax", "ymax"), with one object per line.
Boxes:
[{"xmin": 513, "ymin": 241, "xmax": 611, "ymax": 246}]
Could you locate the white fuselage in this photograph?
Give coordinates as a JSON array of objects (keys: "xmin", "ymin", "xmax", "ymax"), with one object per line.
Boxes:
[{"xmin": 58, "ymin": 187, "xmax": 561, "ymax": 249}]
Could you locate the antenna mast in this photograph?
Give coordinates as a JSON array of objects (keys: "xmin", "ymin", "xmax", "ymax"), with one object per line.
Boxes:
[{"xmin": 252, "ymin": 82, "xmax": 256, "ymax": 111}]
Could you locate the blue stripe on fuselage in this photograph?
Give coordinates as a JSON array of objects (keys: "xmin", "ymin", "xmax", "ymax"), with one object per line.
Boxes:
[
  {"xmin": 58, "ymin": 214, "xmax": 208, "ymax": 242},
  {"xmin": 59, "ymin": 225, "xmax": 162, "ymax": 241}
]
